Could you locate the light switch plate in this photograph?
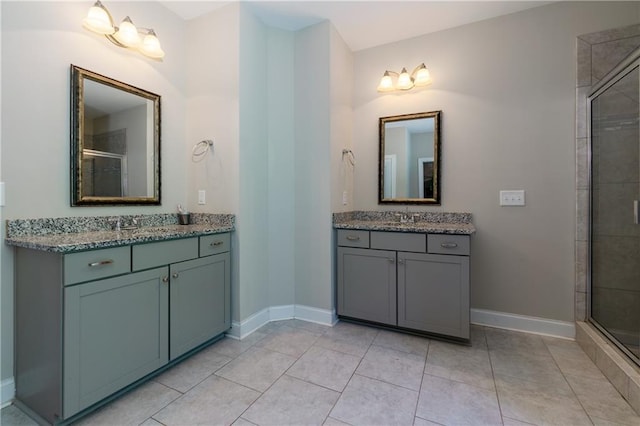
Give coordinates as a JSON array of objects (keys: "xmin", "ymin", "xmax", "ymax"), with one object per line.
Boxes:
[
  {"xmin": 0, "ymin": 182, "xmax": 5, "ymax": 207},
  {"xmin": 500, "ymin": 190, "xmax": 525, "ymax": 206},
  {"xmin": 198, "ymin": 190, "xmax": 206, "ymax": 205}
]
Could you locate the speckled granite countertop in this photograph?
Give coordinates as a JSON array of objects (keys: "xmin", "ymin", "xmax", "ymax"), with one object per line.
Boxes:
[
  {"xmin": 333, "ymin": 211, "xmax": 475, "ymax": 235},
  {"xmin": 5, "ymin": 213, "xmax": 235, "ymax": 253}
]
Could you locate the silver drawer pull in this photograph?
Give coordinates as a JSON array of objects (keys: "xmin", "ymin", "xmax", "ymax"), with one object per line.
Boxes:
[
  {"xmin": 210, "ymin": 241, "xmax": 224, "ymax": 247},
  {"xmin": 440, "ymin": 243, "xmax": 458, "ymax": 249},
  {"xmin": 346, "ymin": 235, "xmax": 360, "ymax": 241},
  {"xmin": 172, "ymin": 272, "xmax": 179, "ymax": 279},
  {"xmin": 88, "ymin": 259, "xmax": 114, "ymax": 267},
  {"xmin": 388, "ymin": 258, "xmax": 395, "ymax": 263},
  {"xmin": 162, "ymin": 276, "xmax": 169, "ymax": 283}
]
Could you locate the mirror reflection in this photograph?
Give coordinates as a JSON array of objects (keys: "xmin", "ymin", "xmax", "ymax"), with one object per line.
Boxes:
[
  {"xmin": 379, "ymin": 111, "xmax": 441, "ymax": 205},
  {"xmin": 71, "ymin": 65, "xmax": 161, "ymax": 206}
]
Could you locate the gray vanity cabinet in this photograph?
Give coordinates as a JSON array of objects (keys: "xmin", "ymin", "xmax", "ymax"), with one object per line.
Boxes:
[
  {"xmin": 169, "ymin": 252, "xmax": 231, "ymax": 359},
  {"xmin": 397, "ymin": 252, "xmax": 469, "ymax": 339},
  {"xmin": 336, "ymin": 229, "xmax": 470, "ymax": 340},
  {"xmin": 63, "ymin": 267, "xmax": 169, "ymax": 417},
  {"xmin": 337, "ymin": 247, "xmax": 397, "ymax": 325},
  {"xmin": 14, "ymin": 233, "xmax": 232, "ymax": 424}
]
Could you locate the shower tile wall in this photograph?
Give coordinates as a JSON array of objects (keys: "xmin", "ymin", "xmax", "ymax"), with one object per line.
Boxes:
[
  {"xmin": 574, "ymin": 23, "xmax": 640, "ymax": 416},
  {"xmin": 575, "ymin": 23, "xmax": 640, "ymax": 322}
]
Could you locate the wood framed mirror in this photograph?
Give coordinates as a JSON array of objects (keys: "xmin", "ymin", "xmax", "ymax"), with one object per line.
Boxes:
[
  {"xmin": 71, "ymin": 65, "xmax": 161, "ymax": 206},
  {"xmin": 379, "ymin": 111, "xmax": 441, "ymax": 205}
]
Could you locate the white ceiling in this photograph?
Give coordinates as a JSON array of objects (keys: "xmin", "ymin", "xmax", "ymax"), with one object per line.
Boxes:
[{"xmin": 159, "ymin": 0, "xmax": 552, "ymax": 51}]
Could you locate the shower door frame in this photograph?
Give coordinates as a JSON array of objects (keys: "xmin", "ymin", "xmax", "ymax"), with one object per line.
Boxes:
[{"xmin": 587, "ymin": 46, "xmax": 640, "ymax": 367}]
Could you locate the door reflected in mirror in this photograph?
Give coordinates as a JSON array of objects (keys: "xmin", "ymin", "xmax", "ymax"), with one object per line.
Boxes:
[
  {"xmin": 71, "ymin": 65, "xmax": 161, "ymax": 206},
  {"xmin": 379, "ymin": 111, "xmax": 441, "ymax": 204}
]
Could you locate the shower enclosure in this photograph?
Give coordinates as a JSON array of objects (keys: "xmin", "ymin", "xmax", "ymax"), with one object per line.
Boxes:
[{"xmin": 589, "ymin": 48, "xmax": 640, "ymax": 365}]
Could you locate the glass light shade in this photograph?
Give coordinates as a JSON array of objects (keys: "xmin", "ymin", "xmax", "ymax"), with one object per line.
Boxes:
[
  {"xmin": 377, "ymin": 72, "xmax": 394, "ymax": 92},
  {"xmin": 83, "ymin": 3, "xmax": 114, "ymax": 35},
  {"xmin": 397, "ymin": 68, "xmax": 413, "ymax": 90},
  {"xmin": 139, "ymin": 31, "xmax": 165, "ymax": 59},
  {"xmin": 414, "ymin": 64, "xmax": 431, "ymax": 86},
  {"xmin": 113, "ymin": 17, "xmax": 141, "ymax": 47}
]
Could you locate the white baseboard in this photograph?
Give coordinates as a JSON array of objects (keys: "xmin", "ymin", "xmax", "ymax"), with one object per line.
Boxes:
[
  {"xmin": 226, "ymin": 304, "xmax": 335, "ymax": 340},
  {"xmin": 1, "ymin": 377, "xmax": 14, "ymax": 407},
  {"xmin": 471, "ymin": 308, "xmax": 575, "ymax": 339}
]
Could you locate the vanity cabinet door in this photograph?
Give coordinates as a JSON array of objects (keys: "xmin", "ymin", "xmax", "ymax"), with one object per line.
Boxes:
[
  {"xmin": 63, "ymin": 267, "xmax": 169, "ymax": 418},
  {"xmin": 337, "ymin": 247, "xmax": 397, "ymax": 326},
  {"xmin": 169, "ymin": 252, "xmax": 231, "ymax": 360},
  {"xmin": 397, "ymin": 252, "xmax": 469, "ymax": 339}
]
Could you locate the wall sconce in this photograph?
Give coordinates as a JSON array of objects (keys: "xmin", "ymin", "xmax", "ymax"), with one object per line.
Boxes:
[
  {"xmin": 377, "ymin": 63, "xmax": 431, "ymax": 92},
  {"xmin": 83, "ymin": 1, "xmax": 165, "ymax": 60}
]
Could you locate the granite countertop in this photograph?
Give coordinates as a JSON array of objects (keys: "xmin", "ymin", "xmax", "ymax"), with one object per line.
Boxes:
[
  {"xmin": 5, "ymin": 213, "xmax": 235, "ymax": 253},
  {"xmin": 333, "ymin": 211, "xmax": 476, "ymax": 235}
]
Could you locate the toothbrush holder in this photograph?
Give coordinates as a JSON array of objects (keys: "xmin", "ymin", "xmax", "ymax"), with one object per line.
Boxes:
[{"xmin": 178, "ymin": 213, "xmax": 191, "ymax": 225}]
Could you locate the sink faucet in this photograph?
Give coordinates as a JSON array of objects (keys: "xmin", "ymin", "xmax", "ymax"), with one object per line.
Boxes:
[
  {"xmin": 111, "ymin": 216, "xmax": 140, "ymax": 231},
  {"xmin": 395, "ymin": 213, "xmax": 420, "ymax": 223}
]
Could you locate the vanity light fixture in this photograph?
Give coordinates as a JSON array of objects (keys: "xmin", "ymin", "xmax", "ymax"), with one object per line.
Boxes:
[
  {"xmin": 83, "ymin": 0, "xmax": 165, "ymax": 59},
  {"xmin": 377, "ymin": 63, "xmax": 431, "ymax": 92}
]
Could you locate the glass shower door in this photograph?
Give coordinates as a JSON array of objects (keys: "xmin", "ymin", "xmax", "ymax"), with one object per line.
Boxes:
[{"xmin": 589, "ymin": 57, "xmax": 640, "ymax": 364}]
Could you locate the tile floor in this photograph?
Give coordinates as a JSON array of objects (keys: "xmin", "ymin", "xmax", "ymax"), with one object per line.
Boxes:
[{"xmin": 2, "ymin": 319, "xmax": 640, "ymax": 426}]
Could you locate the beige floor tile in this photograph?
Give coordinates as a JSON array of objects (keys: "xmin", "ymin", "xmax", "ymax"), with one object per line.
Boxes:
[
  {"xmin": 323, "ymin": 417, "xmax": 352, "ymax": 426},
  {"xmin": 289, "ymin": 319, "xmax": 332, "ymax": 335},
  {"xmin": 566, "ymin": 373, "xmax": 640, "ymax": 425},
  {"xmin": 501, "ymin": 417, "xmax": 536, "ymax": 425},
  {"xmin": 153, "ymin": 375, "xmax": 259, "ymax": 425},
  {"xmin": 75, "ymin": 381, "xmax": 181, "ymax": 426},
  {"xmin": 287, "ymin": 345, "xmax": 361, "ymax": 392},
  {"xmin": 416, "ymin": 374, "xmax": 501, "ymax": 425},
  {"xmin": 242, "ymin": 375, "xmax": 340, "ymax": 426},
  {"xmin": 425, "ymin": 340, "xmax": 494, "ymax": 390},
  {"xmin": 324, "ymin": 321, "xmax": 379, "ymax": 344},
  {"xmin": 373, "ymin": 329, "xmax": 430, "ymax": 357},
  {"xmin": 543, "ymin": 337, "xmax": 607, "ymax": 380},
  {"xmin": 413, "ymin": 416, "xmax": 442, "ymax": 425},
  {"xmin": 232, "ymin": 417, "xmax": 259, "ymax": 426},
  {"xmin": 314, "ymin": 334, "xmax": 372, "ymax": 358},
  {"xmin": 495, "ymin": 373, "xmax": 592, "ymax": 425},
  {"xmin": 254, "ymin": 325, "xmax": 320, "ymax": 357},
  {"xmin": 490, "ymin": 349, "xmax": 568, "ymax": 387},
  {"xmin": 0, "ymin": 405, "xmax": 37, "ymax": 426},
  {"xmin": 356, "ymin": 344, "xmax": 425, "ymax": 391},
  {"xmin": 330, "ymin": 374, "xmax": 419, "ymax": 425},
  {"xmin": 215, "ymin": 346, "xmax": 297, "ymax": 392},
  {"xmin": 485, "ymin": 327, "xmax": 549, "ymax": 357},
  {"xmin": 140, "ymin": 418, "xmax": 164, "ymax": 426},
  {"xmin": 210, "ymin": 332, "xmax": 268, "ymax": 358},
  {"xmin": 154, "ymin": 345, "xmax": 232, "ymax": 392}
]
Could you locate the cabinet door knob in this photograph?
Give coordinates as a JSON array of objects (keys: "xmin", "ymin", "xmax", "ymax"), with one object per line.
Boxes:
[
  {"xmin": 440, "ymin": 243, "xmax": 458, "ymax": 249},
  {"xmin": 172, "ymin": 272, "xmax": 179, "ymax": 279},
  {"xmin": 162, "ymin": 276, "xmax": 169, "ymax": 283},
  {"xmin": 88, "ymin": 259, "xmax": 114, "ymax": 267},
  {"xmin": 346, "ymin": 235, "xmax": 360, "ymax": 241},
  {"xmin": 211, "ymin": 241, "xmax": 224, "ymax": 247},
  {"xmin": 388, "ymin": 258, "xmax": 395, "ymax": 263},
  {"xmin": 398, "ymin": 259, "xmax": 405, "ymax": 265}
]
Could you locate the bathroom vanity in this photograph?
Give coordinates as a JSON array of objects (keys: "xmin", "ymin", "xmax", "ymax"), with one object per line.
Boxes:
[
  {"xmin": 6, "ymin": 214, "xmax": 233, "ymax": 424},
  {"xmin": 334, "ymin": 211, "xmax": 474, "ymax": 342}
]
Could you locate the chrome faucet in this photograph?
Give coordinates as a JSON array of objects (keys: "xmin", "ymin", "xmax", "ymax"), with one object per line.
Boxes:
[
  {"xmin": 111, "ymin": 216, "xmax": 140, "ymax": 231},
  {"xmin": 395, "ymin": 213, "xmax": 420, "ymax": 223}
]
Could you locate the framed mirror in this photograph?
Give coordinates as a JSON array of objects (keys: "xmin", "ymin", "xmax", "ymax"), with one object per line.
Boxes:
[
  {"xmin": 379, "ymin": 111, "xmax": 441, "ymax": 205},
  {"xmin": 71, "ymin": 65, "xmax": 161, "ymax": 206}
]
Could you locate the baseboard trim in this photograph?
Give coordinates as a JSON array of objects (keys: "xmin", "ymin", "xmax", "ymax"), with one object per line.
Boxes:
[
  {"xmin": 1, "ymin": 377, "xmax": 14, "ymax": 407},
  {"xmin": 471, "ymin": 308, "xmax": 575, "ymax": 339},
  {"xmin": 226, "ymin": 304, "xmax": 335, "ymax": 340}
]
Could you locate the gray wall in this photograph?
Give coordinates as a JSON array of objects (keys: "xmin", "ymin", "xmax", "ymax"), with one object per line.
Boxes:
[{"xmin": 353, "ymin": 1, "xmax": 640, "ymax": 323}]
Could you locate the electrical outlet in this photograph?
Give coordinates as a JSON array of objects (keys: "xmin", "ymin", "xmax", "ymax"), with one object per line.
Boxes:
[
  {"xmin": 500, "ymin": 190, "xmax": 525, "ymax": 206},
  {"xmin": 198, "ymin": 190, "xmax": 206, "ymax": 205}
]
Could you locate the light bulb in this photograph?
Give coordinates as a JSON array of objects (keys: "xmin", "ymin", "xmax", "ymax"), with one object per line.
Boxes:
[
  {"xmin": 397, "ymin": 68, "xmax": 413, "ymax": 90},
  {"xmin": 113, "ymin": 17, "xmax": 141, "ymax": 47},
  {"xmin": 139, "ymin": 31, "xmax": 165, "ymax": 59},
  {"xmin": 414, "ymin": 64, "xmax": 431, "ymax": 86},
  {"xmin": 377, "ymin": 72, "xmax": 394, "ymax": 92},
  {"xmin": 83, "ymin": 1, "xmax": 114, "ymax": 35}
]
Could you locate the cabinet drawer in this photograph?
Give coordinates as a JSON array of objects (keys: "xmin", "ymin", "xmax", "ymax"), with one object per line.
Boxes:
[
  {"xmin": 64, "ymin": 246, "xmax": 131, "ymax": 285},
  {"xmin": 370, "ymin": 231, "xmax": 426, "ymax": 253},
  {"xmin": 200, "ymin": 233, "xmax": 230, "ymax": 256},
  {"xmin": 428, "ymin": 234, "xmax": 470, "ymax": 256},
  {"xmin": 337, "ymin": 230, "xmax": 370, "ymax": 248},
  {"xmin": 132, "ymin": 238, "xmax": 199, "ymax": 271}
]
